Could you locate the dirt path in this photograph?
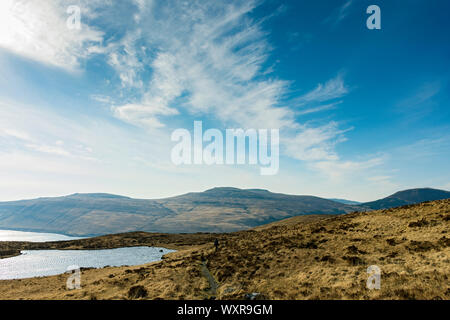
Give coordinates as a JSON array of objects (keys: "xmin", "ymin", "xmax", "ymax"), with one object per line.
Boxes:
[{"xmin": 201, "ymin": 260, "xmax": 219, "ymax": 298}]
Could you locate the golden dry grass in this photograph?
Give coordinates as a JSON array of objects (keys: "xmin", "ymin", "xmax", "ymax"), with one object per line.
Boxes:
[{"xmin": 0, "ymin": 200, "xmax": 448, "ymax": 300}]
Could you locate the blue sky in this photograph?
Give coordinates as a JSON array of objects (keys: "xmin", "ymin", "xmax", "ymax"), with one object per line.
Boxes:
[{"xmin": 0, "ymin": 0, "xmax": 449, "ymax": 201}]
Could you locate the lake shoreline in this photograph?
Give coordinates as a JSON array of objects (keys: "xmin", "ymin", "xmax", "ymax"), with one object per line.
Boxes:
[
  {"xmin": 0, "ymin": 246, "xmax": 176, "ymax": 280},
  {"xmin": 0, "ymin": 227, "xmax": 93, "ymax": 238},
  {"xmin": 0, "ymin": 231, "xmax": 224, "ymax": 260},
  {"xmin": 0, "ymin": 249, "xmax": 21, "ymax": 259}
]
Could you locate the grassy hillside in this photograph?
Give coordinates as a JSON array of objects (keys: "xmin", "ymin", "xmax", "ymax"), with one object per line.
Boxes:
[{"xmin": 0, "ymin": 199, "xmax": 448, "ymax": 300}]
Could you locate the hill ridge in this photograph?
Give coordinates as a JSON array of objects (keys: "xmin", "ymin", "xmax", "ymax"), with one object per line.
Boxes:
[{"xmin": 0, "ymin": 187, "xmax": 448, "ymax": 236}]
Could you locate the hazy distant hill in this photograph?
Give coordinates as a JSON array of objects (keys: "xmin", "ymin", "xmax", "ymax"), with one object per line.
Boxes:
[
  {"xmin": 0, "ymin": 187, "xmax": 448, "ymax": 236},
  {"xmin": 360, "ymin": 188, "xmax": 450, "ymax": 210},
  {"xmin": 328, "ymin": 198, "xmax": 361, "ymax": 205},
  {"xmin": 0, "ymin": 188, "xmax": 357, "ymax": 236}
]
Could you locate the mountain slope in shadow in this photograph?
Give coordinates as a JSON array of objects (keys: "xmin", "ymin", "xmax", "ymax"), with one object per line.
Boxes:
[
  {"xmin": 0, "ymin": 188, "xmax": 358, "ymax": 236},
  {"xmin": 360, "ymin": 188, "xmax": 450, "ymax": 210}
]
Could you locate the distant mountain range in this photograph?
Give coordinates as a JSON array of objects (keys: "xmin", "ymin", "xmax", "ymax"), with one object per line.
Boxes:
[{"xmin": 0, "ymin": 187, "xmax": 448, "ymax": 236}]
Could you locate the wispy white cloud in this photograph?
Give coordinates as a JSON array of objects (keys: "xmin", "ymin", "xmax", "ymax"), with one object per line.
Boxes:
[
  {"xmin": 0, "ymin": 0, "xmax": 105, "ymax": 72},
  {"xmin": 283, "ymin": 74, "xmax": 350, "ymax": 162},
  {"xmin": 0, "ymin": 99, "xmax": 98, "ymax": 161},
  {"xmin": 0, "ymin": 97, "xmax": 181, "ymax": 199},
  {"xmin": 113, "ymin": 102, "xmax": 179, "ymax": 129},
  {"xmin": 0, "ymin": 0, "xmax": 349, "ymax": 166},
  {"xmin": 394, "ymin": 136, "xmax": 450, "ymax": 160},
  {"xmin": 0, "ymin": 128, "xmax": 32, "ymax": 141},
  {"xmin": 25, "ymin": 143, "xmax": 71, "ymax": 157},
  {"xmin": 106, "ymin": 30, "xmax": 146, "ymax": 88},
  {"xmin": 284, "ymin": 122, "xmax": 349, "ymax": 161},
  {"xmin": 105, "ymin": 0, "xmax": 354, "ymax": 167},
  {"xmin": 90, "ymin": 94, "xmax": 115, "ymax": 104},
  {"xmin": 297, "ymin": 74, "xmax": 348, "ymax": 103},
  {"xmin": 396, "ymin": 81, "xmax": 441, "ymax": 122},
  {"xmin": 108, "ymin": 0, "xmax": 295, "ymax": 130},
  {"xmin": 310, "ymin": 156, "xmax": 386, "ymax": 180},
  {"xmin": 398, "ymin": 81, "xmax": 441, "ymax": 109},
  {"xmin": 297, "ymin": 101, "xmax": 342, "ymax": 116},
  {"xmin": 337, "ymin": 0, "xmax": 353, "ymax": 22},
  {"xmin": 132, "ymin": 0, "xmax": 152, "ymax": 22},
  {"xmin": 1, "ymin": 1, "xmax": 358, "ymax": 180},
  {"xmin": 323, "ymin": 0, "xmax": 353, "ymax": 27}
]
